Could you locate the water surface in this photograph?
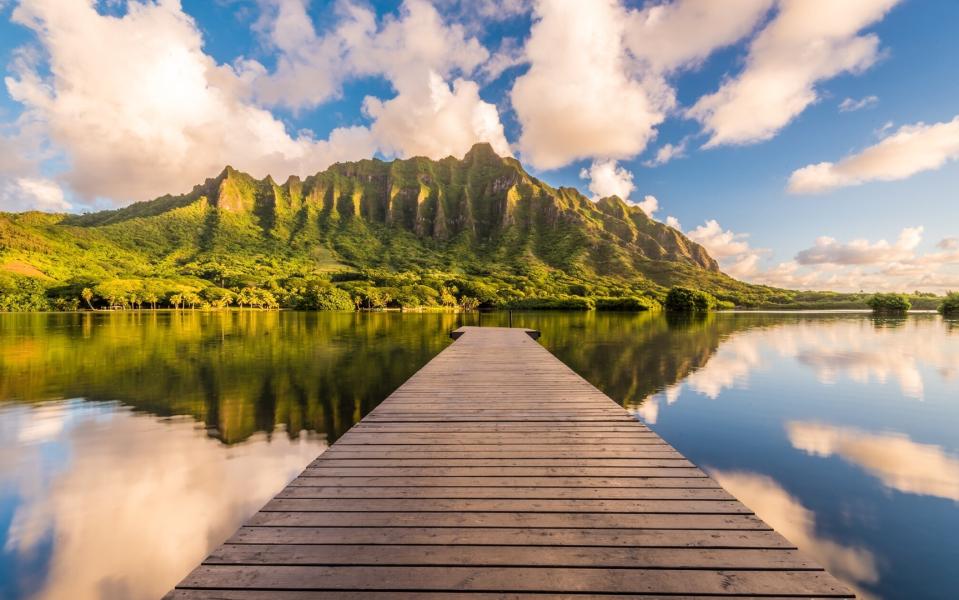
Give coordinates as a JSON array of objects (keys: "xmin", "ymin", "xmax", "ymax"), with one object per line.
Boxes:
[{"xmin": 1, "ymin": 311, "xmax": 956, "ymax": 599}]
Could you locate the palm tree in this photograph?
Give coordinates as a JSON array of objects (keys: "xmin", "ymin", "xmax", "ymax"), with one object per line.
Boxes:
[
  {"xmin": 81, "ymin": 287, "xmax": 95, "ymax": 310},
  {"xmin": 144, "ymin": 293, "xmax": 159, "ymax": 310},
  {"xmin": 169, "ymin": 294, "xmax": 183, "ymax": 310}
]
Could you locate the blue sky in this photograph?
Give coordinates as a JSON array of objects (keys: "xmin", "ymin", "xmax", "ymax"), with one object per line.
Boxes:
[{"xmin": 0, "ymin": 0, "xmax": 957, "ymax": 292}]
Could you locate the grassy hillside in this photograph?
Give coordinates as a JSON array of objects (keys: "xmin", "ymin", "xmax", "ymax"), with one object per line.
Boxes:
[{"xmin": 0, "ymin": 144, "xmax": 943, "ymax": 312}]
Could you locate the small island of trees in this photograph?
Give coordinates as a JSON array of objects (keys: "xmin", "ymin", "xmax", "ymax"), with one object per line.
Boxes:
[{"xmin": 866, "ymin": 293, "xmax": 912, "ymax": 314}]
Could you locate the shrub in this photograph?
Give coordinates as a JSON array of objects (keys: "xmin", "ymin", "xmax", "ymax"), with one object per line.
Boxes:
[
  {"xmin": 866, "ymin": 293, "xmax": 911, "ymax": 314},
  {"xmin": 939, "ymin": 292, "xmax": 959, "ymax": 315},
  {"xmin": 595, "ymin": 296, "xmax": 660, "ymax": 311},
  {"xmin": 664, "ymin": 287, "xmax": 716, "ymax": 312},
  {"xmin": 507, "ymin": 296, "xmax": 594, "ymax": 310}
]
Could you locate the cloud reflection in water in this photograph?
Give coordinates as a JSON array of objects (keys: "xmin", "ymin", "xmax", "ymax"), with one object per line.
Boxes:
[
  {"xmin": 0, "ymin": 401, "xmax": 324, "ymax": 600},
  {"xmin": 711, "ymin": 469, "xmax": 879, "ymax": 598},
  {"xmin": 788, "ymin": 421, "xmax": 959, "ymax": 502}
]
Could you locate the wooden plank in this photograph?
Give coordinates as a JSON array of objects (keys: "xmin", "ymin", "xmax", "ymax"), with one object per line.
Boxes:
[
  {"xmin": 176, "ymin": 565, "xmax": 852, "ymax": 596},
  {"xmin": 228, "ymin": 526, "xmax": 796, "ymax": 548},
  {"xmin": 167, "ymin": 592, "xmax": 831, "ymax": 600},
  {"xmin": 310, "ymin": 458, "xmax": 694, "ymax": 467},
  {"xmin": 245, "ymin": 511, "xmax": 768, "ymax": 529},
  {"xmin": 206, "ymin": 544, "xmax": 819, "ymax": 569},
  {"xmin": 275, "ymin": 486, "xmax": 734, "ymax": 500},
  {"xmin": 287, "ymin": 476, "xmax": 722, "ymax": 488},
  {"xmin": 167, "ymin": 326, "xmax": 853, "ymax": 598},
  {"xmin": 299, "ymin": 466, "xmax": 707, "ymax": 477},
  {"xmin": 260, "ymin": 498, "xmax": 752, "ymax": 513}
]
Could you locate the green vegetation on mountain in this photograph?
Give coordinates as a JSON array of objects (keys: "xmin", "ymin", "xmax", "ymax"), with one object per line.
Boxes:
[{"xmin": 0, "ymin": 144, "xmax": 947, "ymax": 311}]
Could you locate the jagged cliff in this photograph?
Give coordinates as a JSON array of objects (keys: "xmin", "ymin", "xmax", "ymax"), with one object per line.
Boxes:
[{"xmin": 63, "ymin": 143, "xmax": 718, "ymax": 277}]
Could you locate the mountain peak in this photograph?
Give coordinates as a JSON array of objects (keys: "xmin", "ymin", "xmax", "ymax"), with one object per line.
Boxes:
[{"xmin": 463, "ymin": 142, "xmax": 505, "ymax": 162}]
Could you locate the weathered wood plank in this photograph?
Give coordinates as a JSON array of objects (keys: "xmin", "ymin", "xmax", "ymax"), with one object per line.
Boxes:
[
  {"xmin": 275, "ymin": 486, "xmax": 733, "ymax": 500},
  {"xmin": 310, "ymin": 458, "xmax": 694, "ymax": 467},
  {"xmin": 228, "ymin": 526, "xmax": 796, "ymax": 548},
  {"xmin": 260, "ymin": 498, "xmax": 752, "ymax": 513},
  {"xmin": 287, "ymin": 476, "xmax": 722, "ymax": 488},
  {"xmin": 299, "ymin": 466, "xmax": 707, "ymax": 477},
  {"xmin": 176, "ymin": 565, "xmax": 852, "ymax": 596},
  {"xmin": 245, "ymin": 511, "xmax": 768, "ymax": 529},
  {"xmin": 205, "ymin": 544, "xmax": 819, "ymax": 570},
  {"xmin": 168, "ymin": 326, "xmax": 852, "ymax": 598}
]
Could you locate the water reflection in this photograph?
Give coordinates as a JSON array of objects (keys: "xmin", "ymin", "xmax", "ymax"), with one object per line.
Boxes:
[
  {"xmin": 624, "ymin": 314, "xmax": 959, "ymax": 408},
  {"xmin": 788, "ymin": 422, "xmax": 959, "ymax": 502},
  {"xmin": 0, "ymin": 401, "xmax": 323, "ymax": 600},
  {"xmin": 711, "ymin": 470, "xmax": 879, "ymax": 599},
  {"xmin": 0, "ymin": 311, "xmax": 458, "ymax": 444},
  {"xmin": 1, "ymin": 311, "xmax": 957, "ymax": 599}
]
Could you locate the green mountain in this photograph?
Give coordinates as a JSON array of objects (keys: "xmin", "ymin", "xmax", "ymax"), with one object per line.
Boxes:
[{"xmin": 1, "ymin": 143, "xmax": 786, "ymax": 311}]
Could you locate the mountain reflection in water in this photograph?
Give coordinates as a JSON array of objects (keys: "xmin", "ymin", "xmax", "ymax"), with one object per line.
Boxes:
[{"xmin": 0, "ymin": 311, "xmax": 957, "ymax": 599}]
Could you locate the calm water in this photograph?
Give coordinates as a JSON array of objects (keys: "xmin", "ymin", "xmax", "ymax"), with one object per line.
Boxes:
[{"xmin": 1, "ymin": 311, "xmax": 957, "ymax": 599}]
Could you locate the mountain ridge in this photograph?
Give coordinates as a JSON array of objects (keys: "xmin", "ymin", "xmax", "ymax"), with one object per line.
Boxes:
[{"xmin": 2, "ymin": 144, "xmax": 784, "ymax": 311}]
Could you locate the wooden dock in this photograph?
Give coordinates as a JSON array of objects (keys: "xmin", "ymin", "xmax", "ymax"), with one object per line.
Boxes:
[{"xmin": 167, "ymin": 326, "xmax": 854, "ymax": 598}]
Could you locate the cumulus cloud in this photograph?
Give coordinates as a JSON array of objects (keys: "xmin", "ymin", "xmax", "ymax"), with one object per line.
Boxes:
[
  {"xmin": 0, "ymin": 177, "xmax": 70, "ymax": 212},
  {"xmin": 643, "ymin": 137, "xmax": 689, "ymax": 167},
  {"xmin": 2, "ymin": 0, "xmax": 511, "ymax": 206},
  {"xmin": 795, "ymin": 226, "xmax": 923, "ymax": 265},
  {"xmin": 510, "ymin": 0, "xmax": 665, "ymax": 170},
  {"xmin": 624, "ymin": 0, "xmax": 773, "ymax": 73},
  {"xmin": 364, "ymin": 73, "xmax": 510, "ymax": 159},
  {"xmin": 788, "ymin": 116, "xmax": 959, "ymax": 194},
  {"xmin": 256, "ymin": 0, "xmax": 510, "ymax": 160},
  {"xmin": 689, "ymin": 0, "xmax": 900, "ymax": 147},
  {"xmin": 5, "ymin": 0, "xmax": 377, "ymax": 205},
  {"xmin": 665, "ymin": 216, "xmax": 682, "ymax": 231},
  {"xmin": 580, "ymin": 159, "xmax": 634, "ymax": 201},
  {"xmin": 579, "ymin": 159, "xmax": 660, "ymax": 216},
  {"xmin": 743, "ymin": 226, "xmax": 959, "ymax": 293},
  {"xmin": 838, "ymin": 95, "xmax": 878, "ymax": 112},
  {"xmin": 249, "ymin": 0, "xmax": 368, "ymax": 110},
  {"xmin": 683, "ymin": 219, "xmax": 767, "ymax": 278}
]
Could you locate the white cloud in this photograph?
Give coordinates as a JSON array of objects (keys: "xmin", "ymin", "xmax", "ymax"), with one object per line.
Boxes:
[
  {"xmin": 643, "ymin": 137, "xmax": 689, "ymax": 167},
  {"xmin": 579, "ymin": 159, "xmax": 635, "ymax": 201},
  {"xmin": 665, "ymin": 216, "xmax": 682, "ymax": 231},
  {"xmin": 838, "ymin": 95, "xmax": 878, "ymax": 112},
  {"xmin": 256, "ymin": 0, "xmax": 510, "ymax": 160},
  {"xmin": 684, "ymin": 219, "xmax": 767, "ymax": 278},
  {"xmin": 795, "ymin": 226, "xmax": 923, "ymax": 265},
  {"xmin": 5, "ymin": 0, "xmax": 377, "ymax": 205},
  {"xmin": 744, "ymin": 226, "xmax": 959, "ymax": 293},
  {"xmin": 0, "ymin": 177, "xmax": 70, "ymax": 212},
  {"xmin": 788, "ymin": 422, "xmax": 959, "ymax": 501},
  {"xmin": 689, "ymin": 0, "xmax": 900, "ymax": 147},
  {"xmin": 249, "ymin": 0, "xmax": 369, "ymax": 110},
  {"xmin": 579, "ymin": 159, "xmax": 660, "ymax": 216},
  {"xmin": 634, "ymin": 195, "xmax": 659, "ymax": 217},
  {"xmin": 3, "ymin": 0, "xmax": 512, "ymax": 207},
  {"xmin": 364, "ymin": 72, "xmax": 510, "ymax": 159},
  {"xmin": 510, "ymin": 0, "xmax": 665, "ymax": 170},
  {"xmin": 624, "ymin": 0, "xmax": 773, "ymax": 73},
  {"xmin": 788, "ymin": 116, "xmax": 959, "ymax": 194}
]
